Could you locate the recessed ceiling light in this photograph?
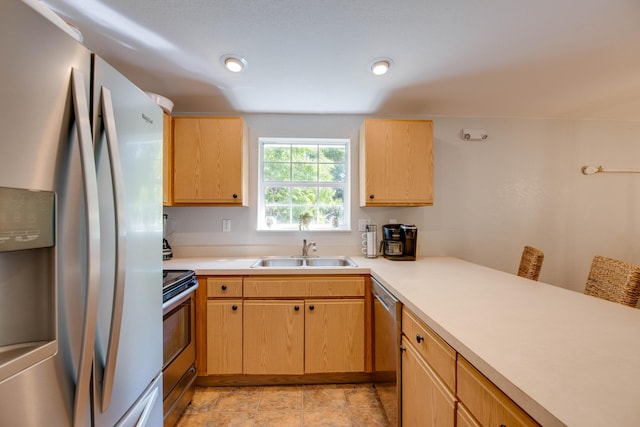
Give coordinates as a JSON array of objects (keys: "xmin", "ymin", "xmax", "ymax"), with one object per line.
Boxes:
[
  {"xmin": 371, "ymin": 59, "xmax": 391, "ymax": 76},
  {"xmin": 221, "ymin": 55, "xmax": 247, "ymax": 73}
]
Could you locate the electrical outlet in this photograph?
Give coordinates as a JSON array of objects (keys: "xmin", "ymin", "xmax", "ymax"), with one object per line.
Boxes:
[
  {"xmin": 358, "ymin": 219, "xmax": 370, "ymax": 231},
  {"xmin": 222, "ymin": 219, "xmax": 231, "ymax": 232}
]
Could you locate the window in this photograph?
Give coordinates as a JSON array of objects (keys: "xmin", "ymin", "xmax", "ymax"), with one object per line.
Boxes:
[{"xmin": 258, "ymin": 137, "xmax": 350, "ymax": 231}]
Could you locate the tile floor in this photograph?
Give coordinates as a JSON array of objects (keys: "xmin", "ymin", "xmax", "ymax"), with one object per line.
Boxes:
[{"xmin": 176, "ymin": 383, "xmax": 391, "ymax": 427}]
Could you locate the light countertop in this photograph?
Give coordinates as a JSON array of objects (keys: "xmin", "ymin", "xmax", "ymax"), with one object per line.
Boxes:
[{"xmin": 164, "ymin": 255, "xmax": 640, "ymax": 427}]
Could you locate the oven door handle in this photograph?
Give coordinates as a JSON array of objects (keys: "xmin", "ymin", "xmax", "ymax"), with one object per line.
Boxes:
[{"xmin": 163, "ymin": 282, "xmax": 199, "ymax": 315}]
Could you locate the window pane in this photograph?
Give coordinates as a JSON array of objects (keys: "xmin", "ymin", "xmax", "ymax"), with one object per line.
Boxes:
[
  {"xmin": 319, "ymin": 164, "xmax": 345, "ymax": 182},
  {"xmin": 264, "ymin": 145, "xmax": 291, "ymax": 162},
  {"xmin": 318, "ymin": 187, "xmax": 344, "ymax": 204},
  {"xmin": 292, "ymin": 145, "xmax": 317, "ymax": 162},
  {"xmin": 293, "ymin": 206, "xmax": 317, "ymax": 226},
  {"xmin": 291, "ymin": 187, "xmax": 317, "ymax": 204},
  {"xmin": 264, "ymin": 163, "xmax": 291, "ymax": 181},
  {"xmin": 264, "ymin": 186, "xmax": 290, "ymax": 203},
  {"xmin": 319, "ymin": 146, "xmax": 345, "ymax": 163},
  {"xmin": 319, "ymin": 206, "xmax": 343, "ymax": 226},
  {"xmin": 265, "ymin": 206, "xmax": 291, "ymax": 225},
  {"xmin": 292, "ymin": 163, "xmax": 317, "ymax": 181}
]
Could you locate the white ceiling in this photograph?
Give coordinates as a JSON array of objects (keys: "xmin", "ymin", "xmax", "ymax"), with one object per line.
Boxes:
[{"xmin": 43, "ymin": 0, "xmax": 640, "ymax": 120}]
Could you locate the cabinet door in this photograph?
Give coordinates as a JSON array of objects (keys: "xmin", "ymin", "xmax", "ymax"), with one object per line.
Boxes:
[
  {"xmin": 305, "ymin": 299, "xmax": 365, "ymax": 373},
  {"xmin": 243, "ymin": 300, "xmax": 304, "ymax": 375},
  {"xmin": 162, "ymin": 112, "xmax": 172, "ymax": 206},
  {"xmin": 172, "ymin": 116, "xmax": 247, "ymax": 205},
  {"xmin": 457, "ymin": 356, "xmax": 540, "ymax": 427},
  {"xmin": 206, "ymin": 300, "xmax": 243, "ymax": 375},
  {"xmin": 401, "ymin": 337, "xmax": 456, "ymax": 427},
  {"xmin": 359, "ymin": 119, "xmax": 433, "ymax": 206}
]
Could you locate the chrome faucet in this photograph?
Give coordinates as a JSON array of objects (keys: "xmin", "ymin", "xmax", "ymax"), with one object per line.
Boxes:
[{"xmin": 302, "ymin": 239, "xmax": 316, "ymax": 256}]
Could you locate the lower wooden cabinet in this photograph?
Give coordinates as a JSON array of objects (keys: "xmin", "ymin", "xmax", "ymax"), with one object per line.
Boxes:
[
  {"xmin": 243, "ymin": 300, "xmax": 305, "ymax": 375},
  {"xmin": 304, "ymin": 299, "xmax": 365, "ymax": 373},
  {"xmin": 456, "ymin": 402, "xmax": 481, "ymax": 427},
  {"xmin": 206, "ymin": 300, "xmax": 242, "ymax": 375},
  {"xmin": 457, "ymin": 356, "xmax": 540, "ymax": 427},
  {"xmin": 401, "ymin": 336, "xmax": 456, "ymax": 427}
]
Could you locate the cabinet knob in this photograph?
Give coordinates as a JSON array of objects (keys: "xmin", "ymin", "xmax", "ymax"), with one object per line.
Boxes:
[
  {"xmin": 232, "ymin": 193, "xmax": 238, "ymax": 199},
  {"xmin": 232, "ymin": 305, "xmax": 238, "ymax": 311},
  {"xmin": 221, "ymin": 285, "xmax": 227, "ymax": 291},
  {"xmin": 416, "ymin": 334, "xmax": 424, "ymax": 343},
  {"xmin": 309, "ymin": 305, "xmax": 315, "ymax": 311},
  {"xmin": 369, "ymin": 194, "xmax": 375, "ymax": 199},
  {"xmin": 294, "ymin": 305, "xmax": 300, "ymax": 311},
  {"xmin": 400, "ymin": 346, "xmax": 407, "ymax": 353}
]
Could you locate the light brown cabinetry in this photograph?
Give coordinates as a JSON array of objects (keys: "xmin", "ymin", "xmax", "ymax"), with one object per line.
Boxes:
[
  {"xmin": 304, "ymin": 299, "xmax": 365, "ymax": 373},
  {"xmin": 456, "ymin": 403, "xmax": 481, "ymax": 427},
  {"xmin": 401, "ymin": 307, "xmax": 457, "ymax": 427},
  {"xmin": 401, "ymin": 336, "xmax": 456, "ymax": 427},
  {"xmin": 172, "ymin": 116, "xmax": 248, "ymax": 206},
  {"xmin": 243, "ymin": 276, "xmax": 366, "ymax": 375},
  {"xmin": 243, "ymin": 300, "xmax": 305, "ymax": 375},
  {"xmin": 359, "ymin": 119, "xmax": 433, "ymax": 207},
  {"xmin": 198, "ymin": 274, "xmax": 367, "ymax": 379},
  {"xmin": 206, "ymin": 300, "xmax": 242, "ymax": 374},
  {"xmin": 162, "ymin": 112, "xmax": 173, "ymax": 206},
  {"xmin": 457, "ymin": 356, "xmax": 540, "ymax": 427},
  {"xmin": 205, "ymin": 277, "xmax": 243, "ymax": 375}
]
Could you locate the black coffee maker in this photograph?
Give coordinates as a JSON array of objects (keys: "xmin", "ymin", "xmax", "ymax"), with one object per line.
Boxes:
[{"xmin": 380, "ymin": 224, "xmax": 417, "ymax": 261}]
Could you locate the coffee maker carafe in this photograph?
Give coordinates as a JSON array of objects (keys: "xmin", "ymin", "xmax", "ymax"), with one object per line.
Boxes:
[{"xmin": 380, "ymin": 224, "xmax": 417, "ymax": 261}]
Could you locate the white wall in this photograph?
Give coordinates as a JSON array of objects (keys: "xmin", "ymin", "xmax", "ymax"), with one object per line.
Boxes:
[{"xmin": 165, "ymin": 114, "xmax": 640, "ymax": 293}]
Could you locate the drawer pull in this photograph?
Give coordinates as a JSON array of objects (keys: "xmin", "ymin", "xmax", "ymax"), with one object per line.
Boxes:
[
  {"xmin": 415, "ymin": 334, "xmax": 425, "ymax": 343},
  {"xmin": 221, "ymin": 285, "xmax": 227, "ymax": 291},
  {"xmin": 232, "ymin": 193, "xmax": 238, "ymax": 199},
  {"xmin": 231, "ymin": 305, "xmax": 238, "ymax": 311},
  {"xmin": 369, "ymin": 194, "xmax": 375, "ymax": 199}
]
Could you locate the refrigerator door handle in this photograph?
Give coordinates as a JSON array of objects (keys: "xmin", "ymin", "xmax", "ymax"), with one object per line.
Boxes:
[
  {"xmin": 70, "ymin": 68, "xmax": 102, "ymax": 427},
  {"xmin": 98, "ymin": 86, "xmax": 127, "ymax": 412}
]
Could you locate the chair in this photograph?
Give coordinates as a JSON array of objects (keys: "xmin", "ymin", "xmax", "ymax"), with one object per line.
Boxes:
[
  {"xmin": 584, "ymin": 256, "xmax": 640, "ymax": 307},
  {"xmin": 517, "ymin": 246, "xmax": 544, "ymax": 281}
]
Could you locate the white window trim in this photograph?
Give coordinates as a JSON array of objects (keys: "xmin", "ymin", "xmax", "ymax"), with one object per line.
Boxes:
[{"xmin": 257, "ymin": 137, "xmax": 351, "ymax": 231}]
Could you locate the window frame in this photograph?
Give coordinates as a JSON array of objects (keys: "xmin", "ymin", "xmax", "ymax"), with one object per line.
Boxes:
[{"xmin": 257, "ymin": 137, "xmax": 351, "ymax": 231}]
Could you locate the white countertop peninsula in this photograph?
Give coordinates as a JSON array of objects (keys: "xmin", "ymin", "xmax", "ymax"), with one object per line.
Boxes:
[{"xmin": 164, "ymin": 256, "xmax": 640, "ymax": 427}]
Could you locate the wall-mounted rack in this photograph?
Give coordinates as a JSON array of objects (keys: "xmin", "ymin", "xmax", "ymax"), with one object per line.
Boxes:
[{"xmin": 581, "ymin": 165, "xmax": 640, "ymax": 175}]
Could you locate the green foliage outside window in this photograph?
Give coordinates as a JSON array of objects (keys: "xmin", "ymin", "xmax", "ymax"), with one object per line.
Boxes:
[{"xmin": 260, "ymin": 140, "xmax": 349, "ymax": 230}]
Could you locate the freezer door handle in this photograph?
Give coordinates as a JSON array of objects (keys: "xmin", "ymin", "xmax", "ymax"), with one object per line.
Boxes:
[
  {"xmin": 71, "ymin": 68, "xmax": 102, "ymax": 427},
  {"xmin": 97, "ymin": 86, "xmax": 128, "ymax": 412}
]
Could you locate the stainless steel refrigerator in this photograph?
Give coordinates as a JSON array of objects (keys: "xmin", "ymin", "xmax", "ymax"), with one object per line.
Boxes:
[{"xmin": 0, "ymin": 1, "xmax": 163, "ymax": 426}]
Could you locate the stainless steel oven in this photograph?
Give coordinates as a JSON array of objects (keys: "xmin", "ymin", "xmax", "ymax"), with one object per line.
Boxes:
[
  {"xmin": 371, "ymin": 276, "xmax": 402, "ymax": 426},
  {"xmin": 162, "ymin": 270, "xmax": 198, "ymax": 427}
]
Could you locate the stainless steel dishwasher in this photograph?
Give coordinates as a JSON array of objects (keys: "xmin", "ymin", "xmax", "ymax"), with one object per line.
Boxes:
[{"xmin": 371, "ymin": 277, "xmax": 402, "ymax": 426}]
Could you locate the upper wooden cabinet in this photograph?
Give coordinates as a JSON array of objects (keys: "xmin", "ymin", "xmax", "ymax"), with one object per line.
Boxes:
[
  {"xmin": 162, "ymin": 112, "xmax": 172, "ymax": 206},
  {"xmin": 359, "ymin": 119, "xmax": 434, "ymax": 206},
  {"xmin": 172, "ymin": 116, "xmax": 248, "ymax": 206}
]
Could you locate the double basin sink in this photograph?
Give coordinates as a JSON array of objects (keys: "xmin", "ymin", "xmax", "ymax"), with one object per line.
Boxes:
[{"xmin": 251, "ymin": 256, "xmax": 357, "ymax": 268}]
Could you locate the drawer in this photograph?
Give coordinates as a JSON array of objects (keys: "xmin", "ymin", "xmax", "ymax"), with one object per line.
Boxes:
[
  {"xmin": 207, "ymin": 277, "xmax": 243, "ymax": 298},
  {"xmin": 456, "ymin": 403, "xmax": 481, "ymax": 427},
  {"xmin": 244, "ymin": 276, "xmax": 365, "ymax": 298},
  {"xmin": 244, "ymin": 277, "xmax": 309, "ymax": 297},
  {"xmin": 402, "ymin": 308, "xmax": 456, "ymax": 391},
  {"xmin": 307, "ymin": 276, "xmax": 364, "ymax": 297},
  {"xmin": 457, "ymin": 356, "xmax": 540, "ymax": 427}
]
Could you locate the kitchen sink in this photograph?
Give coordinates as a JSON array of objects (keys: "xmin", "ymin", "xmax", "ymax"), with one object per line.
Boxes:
[
  {"xmin": 252, "ymin": 257, "xmax": 305, "ymax": 267},
  {"xmin": 250, "ymin": 256, "xmax": 357, "ymax": 268}
]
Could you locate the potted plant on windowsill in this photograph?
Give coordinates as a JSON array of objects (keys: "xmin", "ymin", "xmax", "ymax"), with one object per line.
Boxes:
[
  {"xmin": 298, "ymin": 212, "xmax": 313, "ymax": 230},
  {"xmin": 325, "ymin": 207, "xmax": 342, "ymax": 228}
]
